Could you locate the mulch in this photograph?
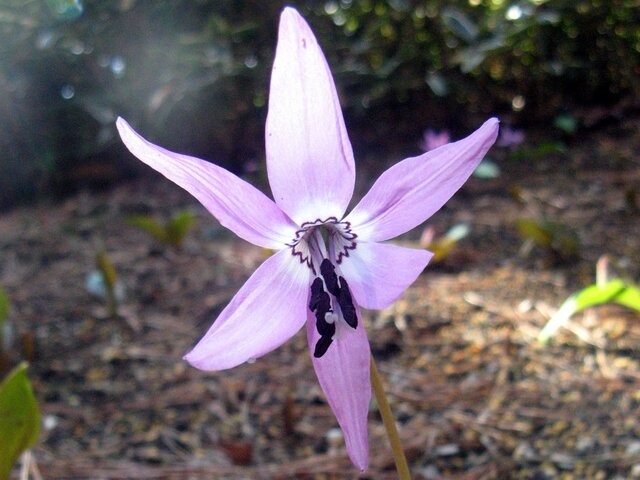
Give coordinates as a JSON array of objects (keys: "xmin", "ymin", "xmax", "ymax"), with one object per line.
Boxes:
[{"xmin": 1, "ymin": 117, "xmax": 640, "ymax": 479}]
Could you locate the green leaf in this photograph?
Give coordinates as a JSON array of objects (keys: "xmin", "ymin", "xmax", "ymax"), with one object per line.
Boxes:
[
  {"xmin": 553, "ymin": 113, "xmax": 577, "ymax": 135},
  {"xmin": 96, "ymin": 251, "xmax": 118, "ymax": 318},
  {"xmin": 0, "ymin": 362, "xmax": 40, "ymax": 480},
  {"xmin": 516, "ymin": 219, "xmax": 553, "ymax": 247},
  {"xmin": 127, "ymin": 215, "xmax": 168, "ymax": 243},
  {"xmin": 427, "ymin": 223, "xmax": 470, "ymax": 262},
  {"xmin": 516, "ymin": 218, "xmax": 579, "ymax": 258},
  {"xmin": 166, "ymin": 211, "xmax": 196, "ymax": 247},
  {"xmin": 538, "ymin": 280, "xmax": 640, "ymax": 343},
  {"xmin": 127, "ymin": 211, "xmax": 196, "ymax": 247},
  {"xmin": 0, "ymin": 289, "xmax": 8, "ymax": 324}
]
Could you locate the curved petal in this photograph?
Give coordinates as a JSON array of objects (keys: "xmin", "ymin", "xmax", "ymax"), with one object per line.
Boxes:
[
  {"xmin": 265, "ymin": 7, "xmax": 355, "ymax": 224},
  {"xmin": 117, "ymin": 117, "xmax": 297, "ymax": 249},
  {"xmin": 340, "ymin": 241, "xmax": 433, "ymax": 310},
  {"xmin": 184, "ymin": 249, "xmax": 311, "ymax": 370},
  {"xmin": 307, "ymin": 308, "xmax": 370, "ymax": 471},
  {"xmin": 345, "ymin": 118, "xmax": 499, "ymax": 242}
]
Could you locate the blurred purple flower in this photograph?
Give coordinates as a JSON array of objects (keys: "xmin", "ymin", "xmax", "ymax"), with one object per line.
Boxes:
[
  {"xmin": 419, "ymin": 129, "xmax": 451, "ymax": 152},
  {"xmin": 497, "ymin": 125, "xmax": 525, "ymax": 148},
  {"xmin": 243, "ymin": 158, "xmax": 259, "ymax": 174},
  {"xmin": 117, "ymin": 7, "xmax": 498, "ymax": 471}
]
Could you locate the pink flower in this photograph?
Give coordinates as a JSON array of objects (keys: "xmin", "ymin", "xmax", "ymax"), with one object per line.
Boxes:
[
  {"xmin": 117, "ymin": 7, "xmax": 498, "ymax": 471},
  {"xmin": 419, "ymin": 129, "xmax": 451, "ymax": 152}
]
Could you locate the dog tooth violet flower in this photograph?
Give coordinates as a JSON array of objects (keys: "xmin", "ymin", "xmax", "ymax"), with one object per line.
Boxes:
[{"xmin": 117, "ymin": 7, "xmax": 498, "ymax": 471}]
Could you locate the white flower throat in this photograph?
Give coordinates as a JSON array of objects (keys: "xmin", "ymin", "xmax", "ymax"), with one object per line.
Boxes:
[{"xmin": 288, "ymin": 218, "xmax": 358, "ymax": 357}]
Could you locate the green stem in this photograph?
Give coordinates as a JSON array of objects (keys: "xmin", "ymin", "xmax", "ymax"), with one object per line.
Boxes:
[{"xmin": 370, "ymin": 354, "xmax": 411, "ymax": 479}]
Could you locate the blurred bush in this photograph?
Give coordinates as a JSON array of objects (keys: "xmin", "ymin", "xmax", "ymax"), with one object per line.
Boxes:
[{"xmin": 0, "ymin": 0, "xmax": 637, "ymax": 207}]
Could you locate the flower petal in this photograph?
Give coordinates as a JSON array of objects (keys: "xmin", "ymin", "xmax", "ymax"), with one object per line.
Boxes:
[
  {"xmin": 265, "ymin": 7, "xmax": 355, "ymax": 224},
  {"xmin": 117, "ymin": 117, "xmax": 297, "ymax": 249},
  {"xmin": 345, "ymin": 118, "xmax": 499, "ymax": 242},
  {"xmin": 307, "ymin": 308, "xmax": 370, "ymax": 471},
  {"xmin": 340, "ymin": 241, "xmax": 433, "ymax": 310},
  {"xmin": 184, "ymin": 249, "xmax": 311, "ymax": 370}
]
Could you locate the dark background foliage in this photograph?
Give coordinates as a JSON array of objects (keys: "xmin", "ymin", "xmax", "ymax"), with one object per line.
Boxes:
[{"xmin": 0, "ymin": 0, "xmax": 638, "ymax": 208}]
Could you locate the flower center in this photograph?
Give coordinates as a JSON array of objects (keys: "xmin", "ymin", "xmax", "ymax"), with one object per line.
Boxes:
[
  {"xmin": 287, "ymin": 218, "xmax": 358, "ymax": 357},
  {"xmin": 287, "ymin": 217, "xmax": 357, "ymax": 274}
]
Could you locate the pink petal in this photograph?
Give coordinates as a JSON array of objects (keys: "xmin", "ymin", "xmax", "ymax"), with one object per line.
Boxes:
[
  {"xmin": 117, "ymin": 117, "xmax": 297, "ymax": 249},
  {"xmin": 184, "ymin": 248, "xmax": 311, "ymax": 370},
  {"xmin": 265, "ymin": 7, "xmax": 355, "ymax": 224},
  {"xmin": 340, "ymin": 241, "xmax": 433, "ymax": 310},
  {"xmin": 307, "ymin": 309, "xmax": 370, "ymax": 471},
  {"xmin": 345, "ymin": 118, "xmax": 499, "ymax": 242}
]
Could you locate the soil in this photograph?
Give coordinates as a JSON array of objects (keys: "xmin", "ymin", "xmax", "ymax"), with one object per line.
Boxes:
[{"xmin": 1, "ymin": 117, "xmax": 639, "ymax": 479}]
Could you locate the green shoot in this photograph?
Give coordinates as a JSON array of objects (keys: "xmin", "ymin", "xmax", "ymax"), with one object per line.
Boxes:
[
  {"xmin": 0, "ymin": 362, "xmax": 40, "ymax": 480},
  {"xmin": 127, "ymin": 210, "xmax": 196, "ymax": 248},
  {"xmin": 96, "ymin": 250, "xmax": 119, "ymax": 318},
  {"xmin": 538, "ymin": 258, "xmax": 640, "ymax": 343},
  {"xmin": 516, "ymin": 218, "xmax": 579, "ymax": 262},
  {"xmin": 421, "ymin": 223, "xmax": 470, "ymax": 263}
]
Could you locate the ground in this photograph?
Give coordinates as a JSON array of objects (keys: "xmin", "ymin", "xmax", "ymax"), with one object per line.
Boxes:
[{"xmin": 1, "ymin": 117, "xmax": 639, "ymax": 479}]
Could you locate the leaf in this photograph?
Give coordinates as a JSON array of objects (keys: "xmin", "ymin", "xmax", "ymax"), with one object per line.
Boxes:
[
  {"xmin": 538, "ymin": 280, "xmax": 640, "ymax": 343},
  {"xmin": 427, "ymin": 223, "xmax": 471, "ymax": 262},
  {"xmin": 165, "ymin": 211, "xmax": 196, "ymax": 247},
  {"xmin": 516, "ymin": 219, "xmax": 553, "ymax": 247},
  {"xmin": 516, "ymin": 218, "xmax": 579, "ymax": 259},
  {"xmin": 96, "ymin": 251, "xmax": 117, "ymax": 292},
  {"xmin": 444, "ymin": 223, "xmax": 470, "ymax": 243},
  {"xmin": 0, "ymin": 362, "xmax": 40, "ymax": 480},
  {"xmin": 441, "ymin": 7, "xmax": 478, "ymax": 43},
  {"xmin": 96, "ymin": 251, "xmax": 118, "ymax": 318},
  {"xmin": 127, "ymin": 211, "xmax": 196, "ymax": 247},
  {"xmin": 425, "ymin": 72, "xmax": 449, "ymax": 97},
  {"xmin": 473, "ymin": 159, "xmax": 501, "ymax": 179},
  {"xmin": 554, "ymin": 114, "xmax": 577, "ymax": 135},
  {"xmin": 0, "ymin": 289, "xmax": 8, "ymax": 325},
  {"xmin": 127, "ymin": 215, "xmax": 167, "ymax": 243}
]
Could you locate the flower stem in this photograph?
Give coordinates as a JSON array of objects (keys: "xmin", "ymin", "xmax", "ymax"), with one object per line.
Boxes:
[{"xmin": 370, "ymin": 354, "xmax": 411, "ymax": 479}]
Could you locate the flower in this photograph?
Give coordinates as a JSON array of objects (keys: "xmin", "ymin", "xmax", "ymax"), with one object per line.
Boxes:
[
  {"xmin": 116, "ymin": 7, "xmax": 498, "ymax": 471},
  {"xmin": 497, "ymin": 125, "xmax": 525, "ymax": 148},
  {"xmin": 419, "ymin": 128, "xmax": 451, "ymax": 152}
]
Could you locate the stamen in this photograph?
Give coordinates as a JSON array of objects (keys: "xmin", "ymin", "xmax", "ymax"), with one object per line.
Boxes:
[
  {"xmin": 313, "ymin": 335, "xmax": 333, "ymax": 358},
  {"xmin": 337, "ymin": 276, "xmax": 357, "ymax": 328},
  {"xmin": 320, "ymin": 259, "xmax": 339, "ymax": 296}
]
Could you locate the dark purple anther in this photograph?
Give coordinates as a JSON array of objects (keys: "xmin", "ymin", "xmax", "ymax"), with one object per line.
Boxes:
[
  {"xmin": 313, "ymin": 334, "xmax": 333, "ymax": 358},
  {"xmin": 320, "ymin": 258, "xmax": 340, "ymax": 296},
  {"xmin": 337, "ymin": 276, "xmax": 357, "ymax": 328},
  {"xmin": 309, "ymin": 276, "xmax": 336, "ymax": 354},
  {"xmin": 309, "ymin": 261, "xmax": 357, "ymax": 357}
]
